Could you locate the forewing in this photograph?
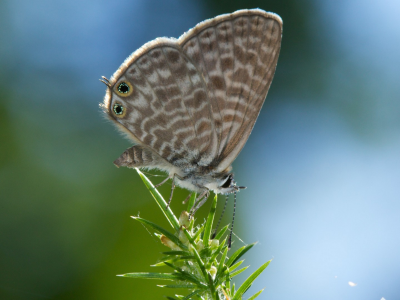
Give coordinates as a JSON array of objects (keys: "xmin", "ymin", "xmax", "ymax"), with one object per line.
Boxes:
[
  {"xmin": 179, "ymin": 9, "xmax": 282, "ymax": 171},
  {"xmin": 103, "ymin": 40, "xmax": 216, "ymax": 167}
]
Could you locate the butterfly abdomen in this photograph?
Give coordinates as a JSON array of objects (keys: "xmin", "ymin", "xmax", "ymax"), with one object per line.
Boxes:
[{"xmin": 114, "ymin": 145, "xmax": 165, "ymax": 169}]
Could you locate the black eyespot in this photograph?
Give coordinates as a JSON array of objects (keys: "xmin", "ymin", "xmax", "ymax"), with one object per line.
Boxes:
[
  {"xmin": 118, "ymin": 82, "xmax": 130, "ymax": 94},
  {"xmin": 113, "ymin": 103, "xmax": 124, "ymax": 116},
  {"xmin": 114, "ymin": 81, "xmax": 133, "ymax": 97}
]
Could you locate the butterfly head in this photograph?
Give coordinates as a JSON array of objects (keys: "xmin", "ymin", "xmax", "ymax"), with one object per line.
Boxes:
[{"xmin": 216, "ymin": 174, "xmax": 246, "ymax": 195}]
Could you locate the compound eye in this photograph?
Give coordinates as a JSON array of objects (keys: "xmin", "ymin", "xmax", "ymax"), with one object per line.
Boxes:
[
  {"xmin": 221, "ymin": 176, "xmax": 232, "ymax": 189},
  {"xmin": 115, "ymin": 81, "xmax": 133, "ymax": 96},
  {"xmin": 112, "ymin": 102, "xmax": 126, "ymax": 117}
]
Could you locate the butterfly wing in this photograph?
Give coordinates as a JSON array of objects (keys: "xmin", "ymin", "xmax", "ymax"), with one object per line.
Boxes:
[
  {"xmin": 179, "ymin": 9, "xmax": 282, "ymax": 172},
  {"xmin": 102, "ymin": 9, "xmax": 282, "ymax": 173},
  {"xmin": 102, "ymin": 38, "xmax": 218, "ymax": 170}
]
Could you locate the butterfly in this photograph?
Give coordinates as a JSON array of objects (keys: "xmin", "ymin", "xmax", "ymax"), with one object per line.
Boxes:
[{"xmin": 100, "ymin": 8, "xmax": 282, "ymax": 226}]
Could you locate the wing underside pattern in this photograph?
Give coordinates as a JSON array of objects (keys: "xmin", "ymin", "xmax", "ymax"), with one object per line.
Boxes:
[{"xmin": 103, "ymin": 9, "xmax": 282, "ymax": 171}]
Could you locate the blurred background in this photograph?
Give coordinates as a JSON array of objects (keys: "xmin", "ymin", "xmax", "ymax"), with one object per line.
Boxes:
[{"xmin": 1, "ymin": 0, "xmax": 399, "ymax": 299}]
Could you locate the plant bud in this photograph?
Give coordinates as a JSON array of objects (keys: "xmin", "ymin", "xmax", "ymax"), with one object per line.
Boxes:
[
  {"xmin": 160, "ymin": 235, "xmax": 180, "ymax": 250},
  {"xmin": 179, "ymin": 211, "xmax": 190, "ymax": 228},
  {"xmin": 196, "ymin": 240, "xmax": 204, "ymax": 252},
  {"xmin": 209, "ymin": 239, "xmax": 219, "ymax": 249},
  {"xmin": 209, "ymin": 266, "xmax": 217, "ymax": 279}
]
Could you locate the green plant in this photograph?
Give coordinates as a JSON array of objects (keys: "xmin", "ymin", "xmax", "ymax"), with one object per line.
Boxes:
[{"xmin": 119, "ymin": 169, "xmax": 271, "ymax": 300}]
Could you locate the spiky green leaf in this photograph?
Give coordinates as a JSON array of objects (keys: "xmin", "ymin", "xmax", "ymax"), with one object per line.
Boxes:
[
  {"xmin": 246, "ymin": 288, "xmax": 264, "ymax": 300},
  {"xmin": 203, "ymin": 194, "xmax": 217, "ymax": 247},
  {"xmin": 162, "ymin": 262, "xmax": 206, "ymax": 288},
  {"xmin": 192, "ymin": 226, "xmax": 204, "ymax": 242},
  {"xmin": 226, "ymin": 243, "xmax": 256, "ymax": 267},
  {"xmin": 214, "ymin": 224, "xmax": 229, "ymax": 240},
  {"xmin": 232, "ymin": 260, "xmax": 271, "ymax": 300},
  {"xmin": 187, "ymin": 193, "xmax": 197, "ymax": 212},
  {"xmin": 118, "ymin": 272, "xmax": 178, "ymax": 280},
  {"xmin": 136, "ymin": 169, "xmax": 180, "ymax": 231},
  {"xmin": 229, "ymin": 260, "xmax": 244, "ymax": 272},
  {"xmin": 182, "ymin": 290, "xmax": 202, "ymax": 300},
  {"xmin": 131, "ymin": 216, "xmax": 188, "ymax": 250},
  {"xmin": 157, "ymin": 284, "xmax": 196, "ymax": 289},
  {"xmin": 230, "ymin": 266, "xmax": 249, "ymax": 277},
  {"xmin": 162, "ymin": 251, "xmax": 190, "ymax": 256},
  {"xmin": 190, "ymin": 246, "xmax": 208, "ymax": 281},
  {"xmin": 217, "ymin": 246, "xmax": 228, "ymax": 274},
  {"xmin": 206, "ymin": 238, "xmax": 227, "ymax": 269}
]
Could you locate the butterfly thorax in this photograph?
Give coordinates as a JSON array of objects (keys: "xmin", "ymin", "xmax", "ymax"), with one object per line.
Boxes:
[{"xmin": 174, "ymin": 167, "xmax": 240, "ymax": 195}]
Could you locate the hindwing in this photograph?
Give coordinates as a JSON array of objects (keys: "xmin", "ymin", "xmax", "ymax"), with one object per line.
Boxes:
[{"xmin": 102, "ymin": 9, "xmax": 282, "ymax": 171}]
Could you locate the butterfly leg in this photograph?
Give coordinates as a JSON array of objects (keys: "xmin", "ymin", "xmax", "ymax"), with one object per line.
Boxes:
[
  {"xmin": 153, "ymin": 175, "xmax": 176, "ymax": 208},
  {"xmin": 189, "ymin": 189, "xmax": 210, "ymax": 217},
  {"xmin": 182, "ymin": 193, "xmax": 193, "ymax": 204},
  {"xmin": 166, "ymin": 173, "xmax": 186, "ymax": 209},
  {"xmin": 154, "ymin": 176, "xmax": 170, "ymax": 188}
]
